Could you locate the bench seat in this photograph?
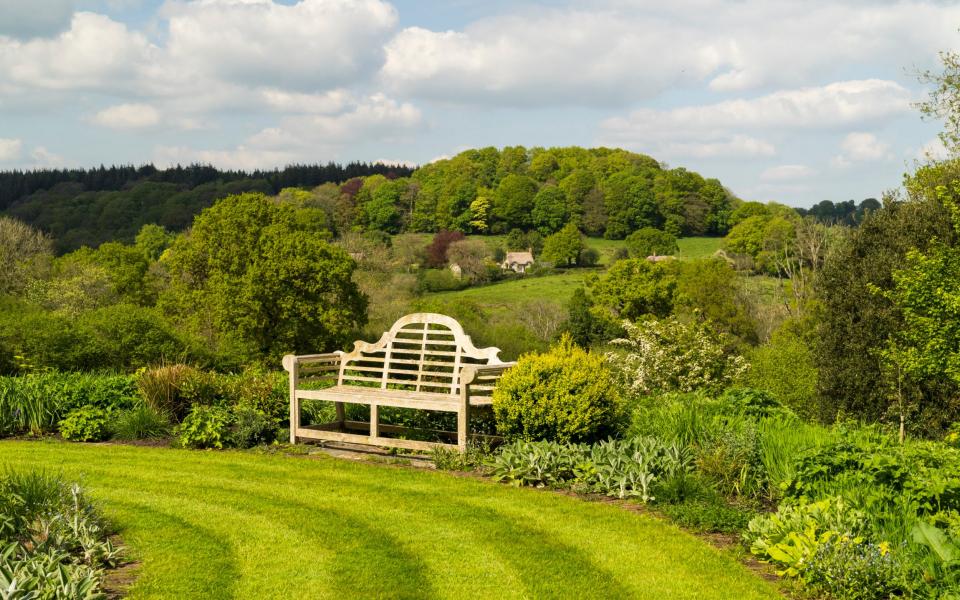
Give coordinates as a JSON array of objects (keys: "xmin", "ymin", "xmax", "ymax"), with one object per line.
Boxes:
[
  {"xmin": 297, "ymin": 385, "xmax": 494, "ymax": 411},
  {"xmin": 283, "ymin": 313, "xmax": 514, "ymax": 451}
]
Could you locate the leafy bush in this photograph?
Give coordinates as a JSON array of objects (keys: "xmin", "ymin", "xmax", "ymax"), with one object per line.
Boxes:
[
  {"xmin": 176, "ymin": 405, "xmax": 232, "ymax": 449},
  {"xmin": 0, "ymin": 469, "xmax": 122, "ymax": 598},
  {"xmin": 804, "ymin": 537, "xmax": 905, "ymax": 600},
  {"xmin": 609, "ymin": 317, "xmax": 748, "ymax": 396},
  {"xmin": 626, "ymin": 227, "xmax": 678, "ymax": 258},
  {"xmin": 58, "ymin": 406, "xmax": 110, "ymax": 442},
  {"xmin": 417, "ymin": 268, "xmax": 469, "ymax": 293},
  {"xmin": 431, "ymin": 441, "xmax": 493, "ymax": 471},
  {"xmin": 229, "ymin": 405, "xmax": 279, "ymax": 449},
  {"xmin": 492, "ymin": 336, "xmax": 625, "ymax": 443},
  {"xmin": 110, "ymin": 404, "xmax": 171, "ymax": 440},
  {"xmin": 746, "ymin": 323, "xmax": 819, "ymax": 419}
]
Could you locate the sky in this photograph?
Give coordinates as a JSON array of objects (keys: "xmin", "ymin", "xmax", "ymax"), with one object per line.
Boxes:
[{"xmin": 0, "ymin": 0, "xmax": 957, "ymax": 207}]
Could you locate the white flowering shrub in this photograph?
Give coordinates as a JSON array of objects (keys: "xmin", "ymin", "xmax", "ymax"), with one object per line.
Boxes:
[{"xmin": 608, "ymin": 317, "xmax": 748, "ymax": 395}]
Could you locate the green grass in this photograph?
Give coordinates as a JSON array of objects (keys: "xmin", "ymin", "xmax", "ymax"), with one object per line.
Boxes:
[
  {"xmin": 2, "ymin": 441, "xmax": 780, "ymax": 599},
  {"xmin": 427, "ymin": 271, "xmax": 589, "ymax": 307},
  {"xmin": 676, "ymin": 237, "xmax": 723, "ymax": 259}
]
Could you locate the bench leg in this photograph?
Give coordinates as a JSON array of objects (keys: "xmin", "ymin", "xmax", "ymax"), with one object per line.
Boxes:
[
  {"xmin": 457, "ymin": 404, "xmax": 469, "ymax": 452},
  {"xmin": 335, "ymin": 402, "xmax": 345, "ymax": 430},
  {"xmin": 370, "ymin": 403, "xmax": 379, "ymax": 439}
]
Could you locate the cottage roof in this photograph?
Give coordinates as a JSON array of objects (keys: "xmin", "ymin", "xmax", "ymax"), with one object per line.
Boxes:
[{"xmin": 503, "ymin": 251, "xmax": 534, "ymax": 265}]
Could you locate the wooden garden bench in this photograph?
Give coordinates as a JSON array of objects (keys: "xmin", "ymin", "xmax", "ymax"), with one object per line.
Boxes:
[{"xmin": 282, "ymin": 313, "xmax": 515, "ymax": 451}]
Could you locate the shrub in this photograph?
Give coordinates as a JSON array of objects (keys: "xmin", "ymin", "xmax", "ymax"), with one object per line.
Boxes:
[
  {"xmin": 417, "ymin": 269, "xmax": 468, "ymax": 293},
  {"xmin": 229, "ymin": 405, "xmax": 279, "ymax": 449},
  {"xmin": 110, "ymin": 404, "xmax": 171, "ymax": 440},
  {"xmin": 804, "ymin": 537, "xmax": 905, "ymax": 600},
  {"xmin": 746, "ymin": 323, "xmax": 819, "ymax": 419},
  {"xmin": 626, "ymin": 227, "xmax": 678, "ymax": 258},
  {"xmin": 609, "ymin": 317, "xmax": 748, "ymax": 396},
  {"xmin": 492, "ymin": 336, "xmax": 625, "ymax": 443},
  {"xmin": 176, "ymin": 405, "xmax": 232, "ymax": 449},
  {"xmin": 58, "ymin": 406, "xmax": 110, "ymax": 442}
]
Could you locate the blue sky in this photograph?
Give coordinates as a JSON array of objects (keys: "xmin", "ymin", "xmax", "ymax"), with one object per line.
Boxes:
[{"xmin": 0, "ymin": 0, "xmax": 956, "ymax": 207}]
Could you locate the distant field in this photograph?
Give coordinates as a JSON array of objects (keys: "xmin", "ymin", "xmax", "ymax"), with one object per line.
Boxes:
[
  {"xmin": 426, "ymin": 270, "xmax": 590, "ymax": 308},
  {"xmin": 677, "ymin": 237, "xmax": 723, "ymax": 259}
]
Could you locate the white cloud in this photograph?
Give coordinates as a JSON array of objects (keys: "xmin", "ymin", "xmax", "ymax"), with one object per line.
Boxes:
[
  {"xmin": 30, "ymin": 146, "xmax": 66, "ymax": 167},
  {"xmin": 0, "ymin": 13, "xmax": 155, "ymax": 92},
  {"xmin": 159, "ymin": 0, "xmax": 397, "ymax": 91},
  {"xmin": 831, "ymin": 132, "xmax": 893, "ymax": 167},
  {"xmin": 91, "ymin": 103, "xmax": 161, "ymax": 129},
  {"xmin": 382, "ymin": 13, "xmax": 719, "ymax": 107},
  {"xmin": 259, "ymin": 89, "xmax": 353, "ymax": 115},
  {"xmin": 598, "ymin": 79, "xmax": 910, "ymax": 159},
  {"xmin": 382, "ymin": 1, "xmax": 960, "ymax": 106},
  {"xmin": 659, "ymin": 135, "xmax": 776, "ymax": 159},
  {"xmin": 155, "ymin": 93, "xmax": 422, "ymax": 170},
  {"xmin": 760, "ymin": 164, "xmax": 816, "ymax": 182},
  {"xmin": 0, "ymin": 139, "xmax": 23, "ymax": 162},
  {"xmin": 154, "ymin": 144, "xmax": 298, "ymax": 171},
  {"xmin": 0, "ymin": 0, "xmax": 74, "ymax": 40}
]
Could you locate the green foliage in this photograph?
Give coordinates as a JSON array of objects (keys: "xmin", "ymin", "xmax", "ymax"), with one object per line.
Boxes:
[
  {"xmin": 489, "ymin": 437, "xmax": 691, "ymax": 502},
  {"xmin": 160, "ymin": 193, "xmax": 367, "ymax": 362},
  {"xmin": 137, "ymin": 364, "xmax": 196, "ymax": 421},
  {"xmin": 0, "ymin": 469, "xmax": 121, "ymax": 599},
  {"xmin": 0, "ymin": 372, "xmax": 137, "ymax": 436},
  {"xmin": 816, "ymin": 164, "xmax": 959, "ymax": 425},
  {"xmin": 805, "ymin": 537, "xmax": 905, "ymax": 600},
  {"xmin": 176, "ymin": 405, "xmax": 232, "ymax": 449},
  {"xmin": 560, "ymin": 287, "xmax": 622, "ymax": 348},
  {"xmin": 540, "ymin": 221, "xmax": 585, "ymax": 266},
  {"xmin": 746, "ymin": 322, "xmax": 819, "ymax": 418},
  {"xmin": 431, "ymin": 442, "xmax": 492, "ymax": 471},
  {"xmin": 492, "ymin": 336, "xmax": 625, "ymax": 443},
  {"xmin": 135, "ymin": 223, "xmax": 174, "ymax": 260},
  {"xmin": 659, "ymin": 499, "xmax": 755, "ymax": 534},
  {"xmin": 531, "ymin": 186, "xmax": 569, "ymax": 234},
  {"xmin": 417, "ymin": 268, "xmax": 469, "ymax": 293},
  {"xmin": 57, "ymin": 406, "xmax": 110, "ymax": 442},
  {"xmin": 674, "ymin": 259, "xmax": 757, "ymax": 345},
  {"xmin": 229, "ymin": 405, "xmax": 279, "ymax": 449},
  {"xmin": 110, "ymin": 404, "xmax": 171, "ymax": 440},
  {"xmin": 626, "ymin": 227, "xmax": 678, "ymax": 258},
  {"xmin": 589, "ymin": 258, "xmax": 679, "ymax": 320}
]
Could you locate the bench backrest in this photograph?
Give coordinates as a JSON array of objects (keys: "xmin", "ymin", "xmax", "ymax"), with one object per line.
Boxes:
[{"xmin": 338, "ymin": 313, "xmax": 503, "ymax": 396}]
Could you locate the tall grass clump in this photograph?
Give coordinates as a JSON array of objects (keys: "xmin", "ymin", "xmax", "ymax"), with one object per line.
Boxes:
[{"xmin": 111, "ymin": 403, "xmax": 171, "ymax": 440}]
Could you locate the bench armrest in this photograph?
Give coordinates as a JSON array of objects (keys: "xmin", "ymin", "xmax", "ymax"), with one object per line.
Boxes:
[
  {"xmin": 282, "ymin": 352, "xmax": 343, "ymax": 374},
  {"xmin": 460, "ymin": 362, "xmax": 517, "ymax": 386}
]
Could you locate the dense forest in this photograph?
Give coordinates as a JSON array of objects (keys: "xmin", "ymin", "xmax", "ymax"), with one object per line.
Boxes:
[{"xmin": 1, "ymin": 147, "xmax": 882, "ymax": 254}]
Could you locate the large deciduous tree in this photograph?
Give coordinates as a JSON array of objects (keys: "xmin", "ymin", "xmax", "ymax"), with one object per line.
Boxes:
[{"xmin": 160, "ymin": 193, "xmax": 367, "ymax": 362}]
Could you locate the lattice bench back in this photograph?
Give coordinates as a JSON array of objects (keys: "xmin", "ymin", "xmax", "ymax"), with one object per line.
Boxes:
[{"xmin": 338, "ymin": 313, "xmax": 503, "ymax": 396}]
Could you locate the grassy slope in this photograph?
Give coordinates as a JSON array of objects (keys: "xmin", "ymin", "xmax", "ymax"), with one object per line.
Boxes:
[
  {"xmin": 423, "ymin": 237, "xmax": 724, "ymax": 311},
  {"xmin": 2, "ymin": 442, "xmax": 779, "ymax": 600}
]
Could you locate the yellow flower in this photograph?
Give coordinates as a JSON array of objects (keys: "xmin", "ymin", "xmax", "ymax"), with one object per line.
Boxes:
[{"xmin": 878, "ymin": 541, "xmax": 891, "ymax": 556}]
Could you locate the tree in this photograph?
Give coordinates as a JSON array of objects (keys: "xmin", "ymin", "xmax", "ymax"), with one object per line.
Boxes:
[
  {"xmin": 493, "ymin": 173, "xmax": 538, "ymax": 230},
  {"xmin": 532, "ymin": 186, "xmax": 569, "ymax": 234},
  {"xmin": 446, "ymin": 239, "xmax": 492, "ymax": 283},
  {"xmin": 562, "ymin": 287, "xmax": 620, "ymax": 348},
  {"xmin": 0, "ymin": 217, "xmax": 52, "ymax": 297},
  {"xmin": 675, "ymin": 259, "xmax": 758, "ymax": 346},
  {"xmin": 625, "ymin": 227, "xmax": 678, "ymax": 258},
  {"xmin": 918, "ymin": 49, "xmax": 960, "ymax": 153},
  {"xmin": 424, "ymin": 230, "xmax": 465, "ymax": 268},
  {"xmin": 589, "ymin": 258, "xmax": 679, "ymax": 321},
  {"xmin": 815, "ymin": 162, "xmax": 958, "ymax": 424},
  {"xmin": 135, "ymin": 224, "xmax": 174, "ymax": 261},
  {"xmin": 160, "ymin": 193, "xmax": 367, "ymax": 361},
  {"xmin": 541, "ymin": 222, "xmax": 584, "ymax": 267}
]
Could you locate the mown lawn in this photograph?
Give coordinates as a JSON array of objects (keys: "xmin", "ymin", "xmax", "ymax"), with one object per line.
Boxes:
[{"xmin": 2, "ymin": 441, "xmax": 780, "ymax": 600}]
